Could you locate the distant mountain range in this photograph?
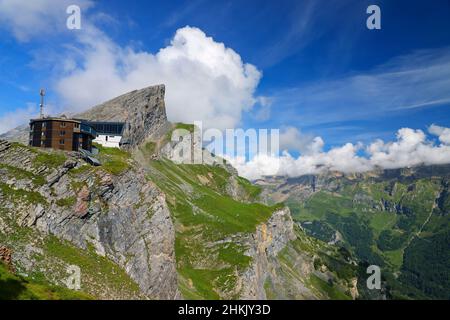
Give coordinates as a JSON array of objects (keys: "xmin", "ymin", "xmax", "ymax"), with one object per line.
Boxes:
[{"xmin": 256, "ymin": 165, "xmax": 450, "ymax": 299}]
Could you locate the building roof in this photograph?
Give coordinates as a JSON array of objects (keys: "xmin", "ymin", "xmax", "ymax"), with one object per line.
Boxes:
[{"xmin": 30, "ymin": 117, "xmax": 81, "ymax": 124}]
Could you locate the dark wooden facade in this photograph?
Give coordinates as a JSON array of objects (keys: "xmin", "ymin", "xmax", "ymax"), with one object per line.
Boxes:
[{"xmin": 29, "ymin": 118, "xmax": 95, "ymax": 152}]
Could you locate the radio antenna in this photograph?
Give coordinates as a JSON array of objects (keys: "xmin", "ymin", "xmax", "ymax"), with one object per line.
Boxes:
[{"xmin": 39, "ymin": 88, "xmax": 45, "ymax": 119}]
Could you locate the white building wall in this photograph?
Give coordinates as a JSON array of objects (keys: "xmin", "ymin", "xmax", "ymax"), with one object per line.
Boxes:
[{"xmin": 93, "ymin": 135, "xmax": 122, "ymax": 148}]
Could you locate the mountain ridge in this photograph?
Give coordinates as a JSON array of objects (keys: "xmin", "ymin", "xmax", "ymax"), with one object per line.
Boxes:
[{"xmin": 257, "ymin": 163, "xmax": 450, "ymax": 299}]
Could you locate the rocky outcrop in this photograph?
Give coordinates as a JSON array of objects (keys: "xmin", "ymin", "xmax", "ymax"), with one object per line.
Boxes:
[
  {"xmin": 42, "ymin": 169, "xmax": 180, "ymax": 299},
  {"xmin": 160, "ymin": 127, "xmax": 238, "ymax": 176},
  {"xmin": 0, "ymin": 143, "xmax": 179, "ymax": 299},
  {"xmin": 76, "ymin": 85, "xmax": 170, "ymax": 150},
  {"xmin": 0, "ymin": 125, "xmax": 29, "ymax": 145},
  {"xmin": 239, "ymin": 207, "xmax": 296, "ymax": 299}
]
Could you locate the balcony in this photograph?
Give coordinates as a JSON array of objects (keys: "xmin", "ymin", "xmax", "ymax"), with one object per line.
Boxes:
[{"xmin": 80, "ymin": 123, "xmax": 97, "ymax": 137}]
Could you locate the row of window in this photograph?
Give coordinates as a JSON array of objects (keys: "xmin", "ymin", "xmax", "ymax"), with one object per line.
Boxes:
[
  {"xmin": 90, "ymin": 123, "xmax": 124, "ymax": 135},
  {"xmin": 31, "ymin": 129, "xmax": 69, "ymax": 136},
  {"xmin": 31, "ymin": 121, "xmax": 79, "ymax": 130}
]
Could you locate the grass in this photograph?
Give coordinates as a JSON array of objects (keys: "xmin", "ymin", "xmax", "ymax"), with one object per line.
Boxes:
[
  {"xmin": 94, "ymin": 143, "xmax": 131, "ymax": 175},
  {"xmin": 308, "ymin": 274, "xmax": 351, "ymax": 300},
  {"xmin": 44, "ymin": 236, "xmax": 141, "ymax": 297},
  {"xmin": 33, "ymin": 151, "xmax": 67, "ymax": 169},
  {"xmin": 369, "ymin": 212, "xmax": 397, "ymax": 236},
  {"xmin": 0, "ymin": 262, "xmax": 92, "ymax": 300},
  {"xmin": 164, "ymin": 123, "xmax": 196, "ymax": 145},
  {"xmin": 0, "ymin": 163, "xmax": 46, "ymax": 186},
  {"xmin": 55, "ymin": 196, "xmax": 76, "ymax": 208},
  {"xmin": 68, "ymin": 164, "xmax": 93, "ymax": 176},
  {"xmin": 178, "ymin": 267, "xmax": 233, "ymax": 300},
  {"xmin": 301, "ymin": 191, "xmax": 354, "ymax": 220},
  {"xmin": 141, "ymin": 141, "xmax": 156, "ymax": 156},
  {"xmin": 236, "ymin": 176, "xmax": 262, "ymax": 200},
  {"xmin": 0, "ymin": 182, "xmax": 47, "ymax": 205},
  {"xmin": 383, "ymin": 248, "xmax": 404, "ymax": 269}
]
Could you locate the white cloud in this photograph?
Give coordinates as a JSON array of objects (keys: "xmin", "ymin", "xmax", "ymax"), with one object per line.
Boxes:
[
  {"xmin": 0, "ymin": 0, "xmax": 93, "ymax": 41},
  {"xmin": 228, "ymin": 126, "xmax": 450, "ymax": 180},
  {"xmin": 0, "ymin": 102, "xmax": 59, "ymax": 134},
  {"xmin": 56, "ymin": 25, "xmax": 262, "ymax": 130},
  {"xmin": 279, "ymin": 127, "xmax": 322, "ymax": 154},
  {"xmin": 0, "ymin": 104, "xmax": 36, "ymax": 133},
  {"xmin": 429, "ymin": 124, "xmax": 450, "ymax": 145},
  {"xmin": 249, "ymin": 96, "xmax": 272, "ymax": 122}
]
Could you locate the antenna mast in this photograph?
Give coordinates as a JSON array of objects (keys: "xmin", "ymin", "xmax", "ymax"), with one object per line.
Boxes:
[{"xmin": 39, "ymin": 88, "xmax": 45, "ymax": 119}]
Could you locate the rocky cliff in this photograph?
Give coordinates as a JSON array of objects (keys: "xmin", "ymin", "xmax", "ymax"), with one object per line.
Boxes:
[
  {"xmin": 239, "ymin": 207, "xmax": 296, "ymax": 299},
  {"xmin": 0, "ymin": 140, "xmax": 179, "ymax": 299}
]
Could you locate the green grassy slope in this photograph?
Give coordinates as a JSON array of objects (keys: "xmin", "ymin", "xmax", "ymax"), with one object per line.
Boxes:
[
  {"xmin": 145, "ymin": 159, "xmax": 282, "ymax": 299},
  {"xmin": 0, "ymin": 262, "xmax": 92, "ymax": 300}
]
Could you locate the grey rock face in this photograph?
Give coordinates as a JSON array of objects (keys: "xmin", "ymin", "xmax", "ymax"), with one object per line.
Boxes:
[
  {"xmin": 76, "ymin": 85, "xmax": 170, "ymax": 150},
  {"xmin": 0, "ymin": 143, "xmax": 179, "ymax": 299},
  {"xmin": 0, "ymin": 125, "xmax": 29, "ymax": 145},
  {"xmin": 160, "ymin": 129, "xmax": 238, "ymax": 176},
  {"xmin": 239, "ymin": 207, "xmax": 296, "ymax": 299}
]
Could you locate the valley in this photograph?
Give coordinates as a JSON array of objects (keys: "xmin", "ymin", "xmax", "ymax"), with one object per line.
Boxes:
[{"xmin": 257, "ymin": 166, "xmax": 450, "ymax": 299}]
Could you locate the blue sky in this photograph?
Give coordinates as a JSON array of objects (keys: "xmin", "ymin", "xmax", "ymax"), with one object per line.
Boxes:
[{"xmin": 1, "ymin": 0, "xmax": 450, "ymax": 156}]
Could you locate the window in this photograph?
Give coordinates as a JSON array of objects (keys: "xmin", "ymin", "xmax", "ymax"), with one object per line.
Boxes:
[
  {"xmin": 60, "ymin": 122, "xmax": 66, "ymax": 127},
  {"xmin": 75, "ymin": 123, "xmax": 80, "ymax": 128},
  {"xmin": 59, "ymin": 139, "xmax": 65, "ymax": 145},
  {"xmin": 105, "ymin": 136, "xmax": 109, "ymax": 141},
  {"xmin": 42, "ymin": 122, "xmax": 46, "ymax": 128},
  {"xmin": 60, "ymin": 131, "xmax": 66, "ymax": 136},
  {"xmin": 41, "ymin": 132, "xmax": 45, "ymax": 137}
]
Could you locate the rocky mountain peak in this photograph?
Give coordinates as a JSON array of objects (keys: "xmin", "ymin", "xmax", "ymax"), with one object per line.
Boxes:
[{"xmin": 76, "ymin": 84, "xmax": 169, "ymax": 150}]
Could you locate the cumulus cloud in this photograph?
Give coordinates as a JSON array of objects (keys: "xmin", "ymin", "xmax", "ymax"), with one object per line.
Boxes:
[
  {"xmin": 0, "ymin": 104, "xmax": 36, "ymax": 133},
  {"xmin": 279, "ymin": 127, "xmax": 323, "ymax": 154},
  {"xmin": 56, "ymin": 25, "xmax": 262, "ymax": 129},
  {"xmin": 429, "ymin": 124, "xmax": 450, "ymax": 145},
  {"xmin": 0, "ymin": 102, "xmax": 59, "ymax": 134},
  {"xmin": 0, "ymin": 0, "xmax": 93, "ymax": 41},
  {"xmin": 228, "ymin": 126, "xmax": 450, "ymax": 180}
]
